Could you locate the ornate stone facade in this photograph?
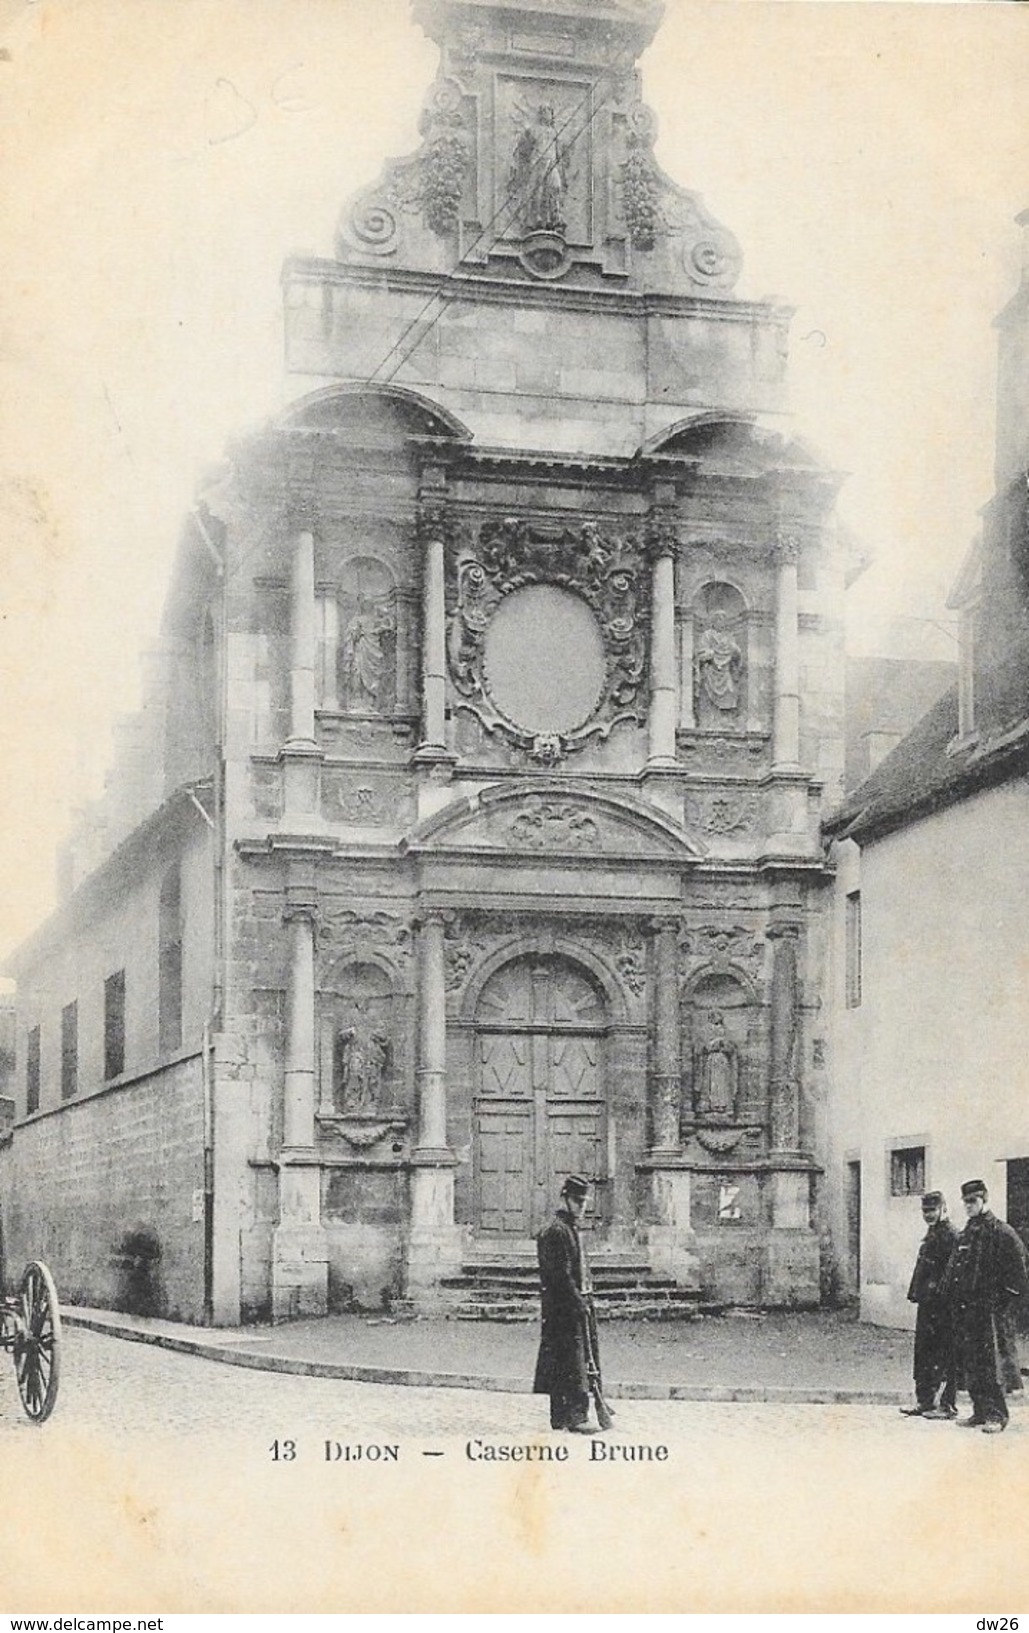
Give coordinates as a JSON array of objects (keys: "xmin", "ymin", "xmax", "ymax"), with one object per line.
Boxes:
[{"xmin": 5, "ymin": 0, "xmax": 846, "ymax": 1325}]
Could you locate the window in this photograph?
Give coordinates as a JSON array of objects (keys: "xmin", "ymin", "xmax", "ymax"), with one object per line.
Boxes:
[
  {"xmin": 26, "ymin": 1025, "xmax": 40, "ymax": 1115},
  {"xmin": 845, "ymin": 891, "xmax": 862, "ymax": 1008},
  {"xmin": 61, "ymin": 1000, "xmax": 78, "ymax": 1100},
  {"xmin": 104, "ymin": 970, "xmax": 126, "ymax": 1080},
  {"xmin": 891, "ymin": 1146, "xmax": 925, "ymax": 1197},
  {"xmin": 158, "ymin": 867, "xmax": 183, "ymax": 1056}
]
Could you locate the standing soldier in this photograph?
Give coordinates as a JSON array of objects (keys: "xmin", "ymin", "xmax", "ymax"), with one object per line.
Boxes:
[
  {"xmin": 899, "ymin": 1191, "xmax": 957, "ymax": 1419},
  {"xmin": 533, "ymin": 1174, "xmax": 605, "ymax": 1434},
  {"xmin": 948, "ymin": 1178, "xmax": 1029, "ymax": 1434}
]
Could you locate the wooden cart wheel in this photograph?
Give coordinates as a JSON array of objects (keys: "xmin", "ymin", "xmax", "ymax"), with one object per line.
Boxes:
[{"xmin": 14, "ymin": 1260, "xmax": 62, "ymax": 1423}]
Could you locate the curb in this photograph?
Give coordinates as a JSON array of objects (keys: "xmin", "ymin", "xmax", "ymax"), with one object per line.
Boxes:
[{"xmin": 63, "ymin": 1311, "xmax": 908, "ymax": 1407}]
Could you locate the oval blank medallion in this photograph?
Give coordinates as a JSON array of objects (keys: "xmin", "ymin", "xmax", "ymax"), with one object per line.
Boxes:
[{"xmin": 483, "ymin": 585, "xmax": 606, "ymax": 735}]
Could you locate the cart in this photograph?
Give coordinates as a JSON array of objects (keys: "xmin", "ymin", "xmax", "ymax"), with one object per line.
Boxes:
[{"xmin": 1, "ymin": 1261, "xmax": 62, "ymax": 1423}]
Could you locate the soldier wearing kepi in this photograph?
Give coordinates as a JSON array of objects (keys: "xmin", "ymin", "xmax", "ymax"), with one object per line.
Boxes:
[
  {"xmin": 948, "ymin": 1178, "xmax": 1029, "ymax": 1434},
  {"xmin": 899, "ymin": 1191, "xmax": 958, "ymax": 1419},
  {"xmin": 533, "ymin": 1174, "xmax": 606, "ymax": 1434}
]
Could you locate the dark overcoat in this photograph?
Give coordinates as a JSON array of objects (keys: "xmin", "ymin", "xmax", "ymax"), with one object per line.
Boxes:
[
  {"xmin": 907, "ymin": 1216, "xmax": 957, "ymax": 1401},
  {"xmin": 948, "ymin": 1210, "xmax": 1029, "ymax": 1396},
  {"xmin": 532, "ymin": 1209, "xmax": 599, "ymax": 1398}
]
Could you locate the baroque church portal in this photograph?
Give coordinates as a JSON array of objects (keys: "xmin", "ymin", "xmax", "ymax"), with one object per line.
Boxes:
[{"xmin": 3, "ymin": 0, "xmax": 849, "ymax": 1324}]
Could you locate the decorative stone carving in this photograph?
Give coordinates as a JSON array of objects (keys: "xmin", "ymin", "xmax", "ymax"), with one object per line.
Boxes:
[
  {"xmin": 416, "ymin": 79, "xmax": 473, "ymax": 237},
  {"xmin": 508, "ymin": 797, "xmax": 601, "ymax": 851},
  {"xmin": 319, "ymin": 908, "xmax": 412, "ymax": 958},
  {"xmin": 446, "ymin": 518, "xmax": 649, "ymax": 762},
  {"xmin": 338, "ymin": 77, "xmax": 472, "ymax": 255},
  {"xmin": 679, "ymin": 923, "xmax": 764, "ymax": 975},
  {"xmin": 331, "ymin": 777, "xmax": 412, "ymax": 826},
  {"xmin": 335, "ymin": 1119, "xmax": 404, "ymax": 1150},
  {"xmin": 684, "ymin": 791, "xmax": 761, "ymax": 837},
  {"xmin": 695, "ymin": 1127, "xmax": 745, "ymax": 1156},
  {"xmin": 619, "ymin": 103, "xmax": 661, "ymax": 252}
]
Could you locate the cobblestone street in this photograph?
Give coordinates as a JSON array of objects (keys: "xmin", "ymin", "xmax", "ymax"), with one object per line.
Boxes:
[{"xmin": 1, "ymin": 1329, "xmax": 1027, "ymax": 1613}]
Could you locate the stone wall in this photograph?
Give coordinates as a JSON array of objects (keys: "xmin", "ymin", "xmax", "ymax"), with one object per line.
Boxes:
[{"xmin": 2, "ymin": 1055, "xmax": 206, "ymax": 1319}]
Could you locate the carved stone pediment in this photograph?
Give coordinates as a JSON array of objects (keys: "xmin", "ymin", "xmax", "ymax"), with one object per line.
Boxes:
[{"xmin": 403, "ymin": 781, "xmax": 706, "ymax": 863}]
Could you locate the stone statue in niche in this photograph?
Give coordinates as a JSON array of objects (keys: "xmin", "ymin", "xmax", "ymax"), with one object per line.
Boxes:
[
  {"xmin": 510, "ymin": 103, "xmax": 570, "ymax": 234},
  {"xmin": 694, "ymin": 1010, "xmax": 740, "ymax": 1120},
  {"xmin": 340, "ymin": 599, "xmax": 395, "ymax": 713},
  {"xmin": 334, "ymin": 1018, "xmax": 390, "ymax": 1113},
  {"xmin": 695, "ymin": 612, "xmax": 743, "ymax": 717}
]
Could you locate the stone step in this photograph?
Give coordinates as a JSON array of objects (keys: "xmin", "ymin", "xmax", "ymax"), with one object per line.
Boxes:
[
  {"xmin": 441, "ymin": 1270, "xmax": 687, "ymax": 1293},
  {"xmin": 450, "ymin": 1299, "xmax": 712, "ymax": 1323}
]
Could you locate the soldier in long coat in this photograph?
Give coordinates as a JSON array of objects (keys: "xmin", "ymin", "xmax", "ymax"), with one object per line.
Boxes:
[
  {"xmin": 900, "ymin": 1191, "xmax": 958, "ymax": 1418},
  {"xmin": 533, "ymin": 1174, "xmax": 602, "ymax": 1433},
  {"xmin": 947, "ymin": 1178, "xmax": 1029, "ymax": 1433}
]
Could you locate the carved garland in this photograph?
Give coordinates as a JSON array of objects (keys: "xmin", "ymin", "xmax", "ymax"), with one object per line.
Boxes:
[{"xmin": 446, "ymin": 517, "xmax": 650, "ymax": 764}]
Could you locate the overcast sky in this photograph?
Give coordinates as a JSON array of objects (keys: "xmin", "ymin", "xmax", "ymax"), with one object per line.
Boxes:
[{"xmin": 1, "ymin": 0, "xmax": 1027, "ymax": 960}]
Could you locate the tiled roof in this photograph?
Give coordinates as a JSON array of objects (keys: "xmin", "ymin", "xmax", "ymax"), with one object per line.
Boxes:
[{"xmin": 825, "ymin": 684, "xmax": 1029, "ymax": 845}]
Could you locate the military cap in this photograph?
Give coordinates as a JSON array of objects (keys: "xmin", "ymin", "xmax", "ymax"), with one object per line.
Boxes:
[
  {"xmin": 921, "ymin": 1191, "xmax": 944, "ymax": 1208},
  {"xmin": 562, "ymin": 1174, "xmax": 590, "ymax": 1199},
  {"xmin": 960, "ymin": 1178, "xmax": 988, "ymax": 1198}
]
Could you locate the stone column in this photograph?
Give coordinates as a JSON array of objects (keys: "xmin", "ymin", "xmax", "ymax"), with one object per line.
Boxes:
[
  {"xmin": 768, "ymin": 921, "xmax": 801, "ymax": 1155},
  {"xmin": 647, "ymin": 519, "xmax": 678, "ymax": 767},
  {"xmin": 649, "ymin": 917, "xmax": 682, "ymax": 1152},
  {"xmin": 414, "ymin": 493, "xmax": 451, "ymax": 764},
  {"xmin": 407, "ymin": 910, "xmax": 461, "ymax": 1303},
  {"xmin": 772, "ymin": 531, "xmax": 801, "ymax": 770},
  {"xmin": 272, "ymin": 869, "xmax": 328, "ymax": 1319},
  {"xmin": 415, "ymin": 911, "xmax": 448, "ymax": 1155},
  {"xmin": 282, "ymin": 523, "xmax": 323, "ymax": 817}
]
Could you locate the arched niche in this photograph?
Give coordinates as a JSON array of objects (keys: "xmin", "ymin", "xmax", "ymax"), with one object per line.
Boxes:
[
  {"xmin": 691, "ymin": 579, "xmax": 749, "ymax": 730},
  {"xmin": 682, "ymin": 967, "xmax": 755, "ymax": 1125},
  {"xmin": 317, "ymin": 960, "xmax": 397, "ymax": 1117}
]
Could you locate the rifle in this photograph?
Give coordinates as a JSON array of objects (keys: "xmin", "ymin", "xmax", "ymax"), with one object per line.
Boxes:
[{"xmin": 582, "ymin": 1295, "xmax": 615, "ymax": 1431}]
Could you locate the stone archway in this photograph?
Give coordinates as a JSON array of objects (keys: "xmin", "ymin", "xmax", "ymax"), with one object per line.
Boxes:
[{"xmin": 472, "ymin": 953, "xmax": 609, "ymax": 1239}]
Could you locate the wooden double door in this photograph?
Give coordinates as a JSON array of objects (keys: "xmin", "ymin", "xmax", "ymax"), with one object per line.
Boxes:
[{"xmin": 473, "ymin": 955, "xmax": 608, "ymax": 1237}]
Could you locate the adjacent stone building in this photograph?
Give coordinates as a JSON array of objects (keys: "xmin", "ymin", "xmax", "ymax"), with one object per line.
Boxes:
[
  {"xmin": 824, "ymin": 211, "xmax": 1029, "ymax": 1327},
  {"xmin": 2, "ymin": 0, "xmax": 851, "ymax": 1323}
]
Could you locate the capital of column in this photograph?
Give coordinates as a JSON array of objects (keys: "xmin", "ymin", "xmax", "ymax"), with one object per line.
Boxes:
[
  {"xmin": 773, "ymin": 529, "xmax": 801, "ymax": 567},
  {"xmin": 645, "ymin": 514, "xmax": 680, "ymax": 563},
  {"xmin": 766, "ymin": 919, "xmax": 802, "ymax": 943}
]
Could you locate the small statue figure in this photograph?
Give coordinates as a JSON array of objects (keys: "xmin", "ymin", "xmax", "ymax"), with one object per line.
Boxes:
[
  {"xmin": 511, "ymin": 103, "xmax": 569, "ymax": 234},
  {"xmin": 340, "ymin": 599, "xmax": 394, "ymax": 712},
  {"xmin": 335, "ymin": 1024, "xmax": 390, "ymax": 1112},
  {"xmin": 694, "ymin": 1010, "xmax": 739, "ymax": 1120},
  {"xmin": 695, "ymin": 611, "xmax": 743, "ymax": 716}
]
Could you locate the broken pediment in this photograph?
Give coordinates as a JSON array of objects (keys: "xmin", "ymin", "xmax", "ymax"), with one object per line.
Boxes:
[{"xmin": 403, "ymin": 781, "xmax": 706, "ymax": 862}]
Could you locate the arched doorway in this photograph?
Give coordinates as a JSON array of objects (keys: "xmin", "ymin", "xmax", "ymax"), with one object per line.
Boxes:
[{"xmin": 473, "ymin": 954, "xmax": 608, "ymax": 1238}]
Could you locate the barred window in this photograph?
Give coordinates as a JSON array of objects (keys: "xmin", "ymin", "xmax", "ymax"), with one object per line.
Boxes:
[{"xmin": 891, "ymin": 1146, "xmax": 925, "ymax": 1198}]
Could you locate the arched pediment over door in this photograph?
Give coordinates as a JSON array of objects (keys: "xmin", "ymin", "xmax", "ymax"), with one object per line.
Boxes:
[{"xmin": 402, "ymin": 781, "xmax": 706, "ymax": 874}]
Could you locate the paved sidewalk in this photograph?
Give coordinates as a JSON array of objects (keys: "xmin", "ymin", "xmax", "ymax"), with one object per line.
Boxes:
[{"xmin": 62, "ymin": 1302, "xmax": 918, "ymax": 1404}]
